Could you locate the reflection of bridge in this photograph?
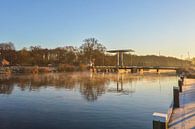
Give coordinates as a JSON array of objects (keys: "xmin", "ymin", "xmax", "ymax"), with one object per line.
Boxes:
[
  {"xmin": 107, "ymin": 74, "xmax": 136, "ymax": 95},
  {"xmin": 91, "ymin": 49, "xmax": 182, "ymax": 74}
]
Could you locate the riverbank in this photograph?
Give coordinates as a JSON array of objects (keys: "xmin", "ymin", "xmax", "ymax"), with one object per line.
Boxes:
[
  {"xmin": 168, "ymin": 79, "xmax": 195, "ymax": 129},
  {"xmin": 0, "ymin": 64, "xmax": 89, "ymax": 74},
  {"xmin": 0, "ymin": 66, "xmax": 57, "ymax": 74},
  {"xmin": 0, "ymin": 65, "xmax": 179, "ymax": 75}
]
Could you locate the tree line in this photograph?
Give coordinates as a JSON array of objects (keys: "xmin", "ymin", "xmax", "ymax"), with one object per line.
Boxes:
[{"xmin": 0, "ymin": 38, "xmax": 192, "ymax": 68}]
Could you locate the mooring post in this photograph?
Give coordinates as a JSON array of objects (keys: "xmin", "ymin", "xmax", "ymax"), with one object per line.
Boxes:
[
  {"xmin": 178, "ymin": 79, "xmax": 183, "ymax": 92},
  {"xmin": 180, "ymin": 76, "xmax": 184, "ymax": 85},
  {"xmin": 173, "ymin": 87, "xmax": 179, "ymax": 108},
  {"xmin": 153, "ymin": 112, "xmax": 167, "ymax": 129}
]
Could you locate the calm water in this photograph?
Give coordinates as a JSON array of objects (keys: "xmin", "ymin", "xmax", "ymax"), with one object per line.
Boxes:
[{"xmin": 0, "ymin": 72, "xmax": 177, "ymax": 129}]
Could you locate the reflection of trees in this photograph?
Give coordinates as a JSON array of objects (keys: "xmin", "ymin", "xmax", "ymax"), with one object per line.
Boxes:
[
  {"xmin": 0, "ymin": 73, "xmax": 78, "ymax": 93},
  {"xmin": 15, "ymin": 74, "xmax": 77, "ymax": 91},
  {"xmin": 0, "ymin": 73, "xmax": 109, "ymax": 101},
  {"xmin": 0, "ymin": 84, "xmax": 14, "ymax": 94},
  {"xmin": 79, "ymin": 77, "xmax": 108, "ymax": 101},
  {"xmin": 0, "ymin": 80, "xmax": 14, "ymax": 94},
  {"xmin": 0, "ymin": 73, "xmax": 174, "ymax": 101},
  {"xmin": 0, "ymin": 73, "xmax": 106, "ymax": 101}
]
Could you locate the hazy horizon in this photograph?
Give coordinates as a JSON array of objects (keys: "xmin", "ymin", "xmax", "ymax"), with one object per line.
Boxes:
[{"xmin": 0, "ymin": 0, "xmax": 195, "ymax": 58}]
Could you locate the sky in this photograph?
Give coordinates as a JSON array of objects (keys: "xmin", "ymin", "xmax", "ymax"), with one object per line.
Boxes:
[{"xmin": 0, "ymin": 0, "xmax": 195, "ymax": 58}]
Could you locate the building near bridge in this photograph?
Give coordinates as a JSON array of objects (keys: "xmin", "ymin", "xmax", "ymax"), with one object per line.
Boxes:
[{"xmin": 0, "ymin": 58, "xmax": 10, "ymax": 66}]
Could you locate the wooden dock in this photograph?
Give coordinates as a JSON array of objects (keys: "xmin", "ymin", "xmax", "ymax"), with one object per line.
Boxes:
[{"xmin": 169, "ymin": 79, "xmax": 195, "ymax": 129}]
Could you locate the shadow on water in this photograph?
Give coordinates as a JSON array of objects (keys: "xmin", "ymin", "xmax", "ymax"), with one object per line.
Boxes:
[{"xmin": 0, "ymin": 72, "xmax": 175, "ymax": 101}]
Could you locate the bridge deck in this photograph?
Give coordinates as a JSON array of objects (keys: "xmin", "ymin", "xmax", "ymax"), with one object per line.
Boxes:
[
  {"xmin": 169, "ymin": 79, "xmax": 195, "ymax": 129},
  {"xmin": 94, "ymin": 66, "xmax": 179, "ymax": 70}
]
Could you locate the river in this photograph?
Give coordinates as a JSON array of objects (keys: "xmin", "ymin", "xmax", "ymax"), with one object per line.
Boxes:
[{"xmin": 0, "ymin": 72, "xmax": 177, "ymax": 129}]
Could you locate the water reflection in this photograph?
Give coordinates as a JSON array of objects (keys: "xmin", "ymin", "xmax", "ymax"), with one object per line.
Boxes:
[
  {"xmin": 0, "ymin": 73, "xmax": 175, "ymax": 101},
  {"xmin": 101, "ymin": 74, "xmax": 134, "ymax": 95}
]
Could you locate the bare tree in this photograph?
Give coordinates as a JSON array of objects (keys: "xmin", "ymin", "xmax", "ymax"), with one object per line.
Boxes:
[
  {"xmin": 0, "ymin": 42, "xmax": 15, "ymax": 50},
  {"xmin": 79, "ymin": 38, "xmax": 106, "ymax": 65}
]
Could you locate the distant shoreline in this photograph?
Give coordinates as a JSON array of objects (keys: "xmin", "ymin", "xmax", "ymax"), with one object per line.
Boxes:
[{"xmin": 0, "ymin": 65, "xmax": 178, "ymax": 76}]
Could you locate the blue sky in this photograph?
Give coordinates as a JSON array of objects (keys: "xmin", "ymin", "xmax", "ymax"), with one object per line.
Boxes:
[{"xmin": 0, "ymin": 0, "xmax": 195, "ymax": 58}]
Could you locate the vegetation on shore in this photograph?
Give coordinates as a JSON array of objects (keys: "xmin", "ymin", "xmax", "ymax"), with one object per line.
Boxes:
[{"xmin": 0, "ymin": 38, "xmax": 192, "ymax": 72}]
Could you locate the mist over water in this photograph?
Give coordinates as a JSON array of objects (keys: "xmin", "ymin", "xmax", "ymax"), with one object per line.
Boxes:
[{"xmin": 0, "ymin": 73, "xmax": 177, "ymax": 129}]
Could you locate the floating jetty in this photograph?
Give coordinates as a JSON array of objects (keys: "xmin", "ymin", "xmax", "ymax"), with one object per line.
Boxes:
[
  {"xmin": 152, "ymin": 78, "xmax": 195, "ymax": 129},
  {"xmin": 168, "ymin": 79, "xmax": 195, "ymax": 129}
]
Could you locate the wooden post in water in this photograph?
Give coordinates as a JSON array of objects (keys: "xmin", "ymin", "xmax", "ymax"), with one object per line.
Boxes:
[
  {"xmin": 178, "ymin": 79, "xmax": 183, "ymax": 92},
  {"xmin": 180, "ymin": 76, "xmax": 184, "ymax": 85},
  {"xmin": 153, "ymin": 112, "xmax": 167, "ymax": 129},
  {"xmin": 173, "ymin": 87, "xmax": 179, "ymax": 108}
]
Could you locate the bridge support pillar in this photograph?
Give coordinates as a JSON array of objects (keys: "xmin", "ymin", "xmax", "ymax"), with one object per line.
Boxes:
[
  {"xmin": 116, "ymin": 52, "xmax": 120, "ymax": 68},
  {"xmin": 120, "ymin": 52, "xmax": 124, "ymax": 67},
  {"xmin": 139, "ymin": 69, "xmax": 144, "ymax": 74},
  {"xmin": 118, "ymin": 69, "xmax": 127, "ymax": 74},
  {"xmin": 157, "ymin": 69, "xmax": 160, "ymax": 74},
  {"xmin": 131, "ymin": 68, "xmax": 138, "ymax": 73}
]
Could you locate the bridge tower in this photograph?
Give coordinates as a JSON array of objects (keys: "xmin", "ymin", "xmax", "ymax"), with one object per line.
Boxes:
[{"xmin": 107, "ymin": 49, "xmax": 134, "ymax": 71}]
